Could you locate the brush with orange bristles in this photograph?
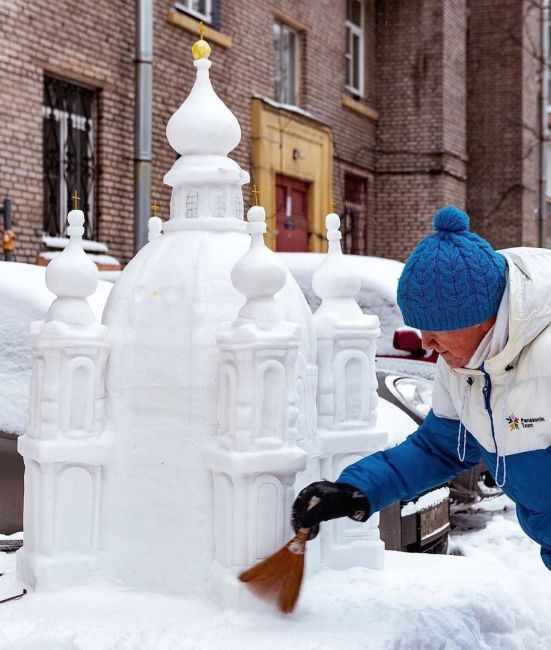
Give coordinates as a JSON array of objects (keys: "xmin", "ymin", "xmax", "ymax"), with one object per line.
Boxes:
[{"xmin": 239, "ymin": 497, "xmax": 320, "ymax": 614}]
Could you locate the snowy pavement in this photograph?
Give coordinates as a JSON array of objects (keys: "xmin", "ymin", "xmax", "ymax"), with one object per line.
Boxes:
[{"xmin": 0, "ymin": 495, "xmax": 550, "ymax": 650}]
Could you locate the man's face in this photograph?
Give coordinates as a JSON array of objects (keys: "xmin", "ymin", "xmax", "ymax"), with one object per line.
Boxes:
[{"xmin": 420, "ymin": 316, "xmax": 496, "ymax": 369}]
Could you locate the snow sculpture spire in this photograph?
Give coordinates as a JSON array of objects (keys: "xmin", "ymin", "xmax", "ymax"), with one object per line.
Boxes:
[
  {"xmin": 312, "ymin": 213, "xmax": 363, "ymax": 321},
  {"xmin": 231, "ymin": 205, "xmax": 286, "ymax": 323},
  {"xmin": 312, "ymin": 211, "xmax": 386, "ymax": 572},
  {"xmin": 148, "ymin": 216, "xmax": 162, "ymax": 242},
  {"xmin": 45, "ymin": 209, "xmax": 99, "ymax": 325},
  {"xmin": 208, "ymin": 202, "xmax": 307, "ymax": 607},
  {"xmin": 163, "ymin": 32, "xmax": 248, "ymax": 227},
  {"xmin": 18, "ymin": 208, "xmax": 111, "ymax": 591}
]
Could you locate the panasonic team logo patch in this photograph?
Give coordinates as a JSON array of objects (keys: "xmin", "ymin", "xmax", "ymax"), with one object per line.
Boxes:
[
  {"xmin": 506, "ymin": 413, "xmax": 545, "ymax": 430},
  {"xmin": 506, "ymin": 414, "xmax": 520, "ymax": 431}
]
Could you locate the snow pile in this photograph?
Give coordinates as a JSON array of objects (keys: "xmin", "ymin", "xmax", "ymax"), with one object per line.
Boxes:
[
  {"xmin": 0, "ymin": 262, "xmax": 111, "ymax": 435},
  {"xmin": 277, "ymin": 252, "xmax": 406, "ymax": 356},
  {"xmin": 1, "ymin": 497, "xmax": 550, "ymax": 649}
]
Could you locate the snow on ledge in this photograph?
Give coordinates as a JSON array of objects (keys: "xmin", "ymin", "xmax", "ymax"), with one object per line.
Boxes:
[
  {"xmin": 401, "ymin": 486, "xmax": 450, "ymax": 517},
  {"xmin": 42, "ymin": 235, "xmax": 109, "ymax": 253}
]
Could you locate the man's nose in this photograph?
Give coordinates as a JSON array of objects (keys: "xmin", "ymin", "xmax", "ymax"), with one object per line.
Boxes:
[{"xmin": 421, "ymin": 331, "xmax": 434, "ymax": 350}]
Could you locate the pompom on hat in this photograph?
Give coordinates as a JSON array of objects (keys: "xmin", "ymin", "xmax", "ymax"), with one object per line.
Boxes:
[{"xmin": 397, "ymin": 206, "xmax": 507, "ymax": 332}]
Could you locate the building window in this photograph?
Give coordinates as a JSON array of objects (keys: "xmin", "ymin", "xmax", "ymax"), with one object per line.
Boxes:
[
  {"xmin": 174, "ymin": 0, "xmax": 212, "ymax": 23},
  {"xmin": 345, "ymin": 0, "xmax": 365, "ymax": 97},
  {"xmin": 273, "ymin": 19, "xmax": 300, "ymax": 105},
  {"xmin": 343, "ymin": 174, "xmax": 368, "ymax": 255},
  {"xmin": 43, "ymin": 75, "xmax": 97, "ymax": 239}
]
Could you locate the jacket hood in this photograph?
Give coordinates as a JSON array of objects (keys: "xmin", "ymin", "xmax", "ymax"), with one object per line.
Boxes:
[{"xmin": 482, "ymin": 247, "xmax": 551, "ymax": 374}]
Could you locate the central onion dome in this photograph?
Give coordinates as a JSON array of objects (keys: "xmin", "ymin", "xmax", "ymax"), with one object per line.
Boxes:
[{"xmin": 100, "ymin": 35, "xmax": 316, "ymax": 596}]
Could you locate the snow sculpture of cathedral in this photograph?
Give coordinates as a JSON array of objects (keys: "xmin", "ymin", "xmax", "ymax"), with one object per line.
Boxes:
[{"xmin": 17, "ymin": 33, "xmax": 387, "ymax": 603}]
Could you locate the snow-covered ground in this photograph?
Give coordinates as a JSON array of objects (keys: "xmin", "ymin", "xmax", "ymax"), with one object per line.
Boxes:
[{"xmin": 1, "ymin": 495, "xmax": 549, "ymax": 650}]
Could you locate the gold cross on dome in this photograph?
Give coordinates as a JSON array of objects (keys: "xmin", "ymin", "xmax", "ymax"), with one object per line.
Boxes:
[
  {"xmin": 251, "ymin": 184, "xmax": 260, "ymax": 206},
  {"xmin": 72, "ymin": 191, "xmax": 80, "ymax": 210},
  {"xmin": 151, "ymin": 200, "xmax": 158, "ymax": 217},
  {"xmin": 199, "ymin": 21, "xmax": 206, "ymax": 40}
]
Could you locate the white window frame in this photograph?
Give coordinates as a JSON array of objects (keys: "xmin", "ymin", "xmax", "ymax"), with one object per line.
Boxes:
[
  {"xmin": 174, "ymin": 0, "xmax": 212, "ymax": 23},
  {"xmin": 273, "ymin": 19, "xmax": 300, "ymax": 106},
  {"xmin": 345, "ymin": 0, "xmax": 365, "ymax": 98},
  {"xmin": 42, "ymin": 105, "xmax": 95, "ymax": 235}
]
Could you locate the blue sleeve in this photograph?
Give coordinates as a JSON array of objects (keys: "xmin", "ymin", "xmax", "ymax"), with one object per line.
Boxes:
[{"xmin": 337, "ymin": 409, "xmax": 481, "ymax": 514}]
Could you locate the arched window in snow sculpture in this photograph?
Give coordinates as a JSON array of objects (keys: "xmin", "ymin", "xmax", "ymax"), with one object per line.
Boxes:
[
  {"xmin": 213, "ymin": 190, "xmax": 225, "ymax": 218},
  {"xmin": 334, "ymin": 351, "xmax": 368, "ymax": 424},
  {"xmin": 257, "ymin": 361, "xmax": 285, "ymax": 440},
  {"xmin": 65, "ymin": 358, "xmax": 95, "ymax": 436},
  {"xmin": 54, "ymin": 465, "xmax": 94, "ymax": 552},
  {"xmin": 218, "ymin": 364, "xmax": 237, "ymax": 439},
  {"xmin": 253, "ymin": 476, "xmax": 284, "ymax": 560},
  {"xmin": 29, "ymin": 357, "xmax": 45, "ymax": 433},
  {"xmin": 232, "ymin": 191, "xmax": 243, "ymax": 220},
  {"xmin": 185, "ymin": 190, "xmax": 199, "ymax": 218}
]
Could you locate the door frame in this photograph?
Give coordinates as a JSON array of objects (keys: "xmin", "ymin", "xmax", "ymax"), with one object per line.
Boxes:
[{"xmin": 251, "ymin": 97, "xmax": 333, "ymax": 252}]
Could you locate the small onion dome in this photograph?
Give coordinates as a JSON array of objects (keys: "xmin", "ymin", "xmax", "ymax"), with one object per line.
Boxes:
[
  {"xmin": 231, "ymin": 205, "xmax": 287, "ymax": 322},
  {"xmin": 45, "ymin": 210, "xmax": 98, "ymax": 324}
]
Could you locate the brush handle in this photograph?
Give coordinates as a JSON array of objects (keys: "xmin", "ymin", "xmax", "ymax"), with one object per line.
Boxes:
[{"xmin": 297, "ymin": 495, "xmax": 320, "ymax": 536}]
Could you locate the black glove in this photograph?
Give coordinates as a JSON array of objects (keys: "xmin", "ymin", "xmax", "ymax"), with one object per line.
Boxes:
[{"xmin": 292, "ymin": 480, "xmax": 370, "ymax": 540}]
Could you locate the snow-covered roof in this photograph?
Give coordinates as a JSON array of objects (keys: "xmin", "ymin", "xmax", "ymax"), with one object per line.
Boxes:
[{"xmin": 0, "ymin": 262, "xmax": 112, "ymax": 435}]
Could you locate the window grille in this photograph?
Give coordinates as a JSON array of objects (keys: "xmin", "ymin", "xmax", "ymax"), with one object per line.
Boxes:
[
  {"xmin": 43, "ymin": 75, "xmax": 97, "ymax": 238},
  {"xmin": 343, "ymin": 174, "xmax": 368, "ymax": 255}
]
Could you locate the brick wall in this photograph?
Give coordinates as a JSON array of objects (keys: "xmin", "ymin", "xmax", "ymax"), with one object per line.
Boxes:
[
  {"xmin": 0, "ymin": 0, "xmax": 135, "ymax": 264},
  {"xmin": 0, "ymin": 0, "xmax": 544, "ymax": 266},
  {"xmin": 466, "ymin": 0, "xmax": 541, "ymax": 250},
  {"xmin": 374, "ymin": 0, "xmax": 468, "ymax": 261}
]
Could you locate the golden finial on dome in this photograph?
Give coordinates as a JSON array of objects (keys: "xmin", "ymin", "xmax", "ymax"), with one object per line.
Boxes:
[{"xmin": 192, "ymin": 21, "xmax": 212, "ymax": 60}]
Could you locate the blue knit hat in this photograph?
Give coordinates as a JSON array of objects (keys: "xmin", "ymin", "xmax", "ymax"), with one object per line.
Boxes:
[{"xmin": 397, "ymin": 206, "xmax": 507, "ymax": 332}]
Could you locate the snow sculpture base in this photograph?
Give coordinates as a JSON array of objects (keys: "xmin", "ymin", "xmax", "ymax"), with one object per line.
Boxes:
[
  {"xmin": 17, "ymin": 551, "xmax": 98, "ymax": 592},
  {"xmin": 319, "ymin": 430, "xmax": 387, "ymax": 571}
]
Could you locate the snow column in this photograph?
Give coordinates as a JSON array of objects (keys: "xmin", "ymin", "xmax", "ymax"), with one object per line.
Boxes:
[
  {"xmin": 313, "ymin": 213, "xmax": 387, "ymax": 570},
  {"xmin": 17, "ymin": 210, "xmax": 111, "ymax": 590},
  {"xmin": 208, "ymin": 205, "xmax": 307, "ymax": 607}
]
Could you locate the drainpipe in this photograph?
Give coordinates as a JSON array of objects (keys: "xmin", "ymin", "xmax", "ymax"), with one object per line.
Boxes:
[
  {"xmin": 134, "ymin": 0, "xmax": 153, "ymax": 252},
  {"xmin": 540, "ymin": 1, "xmax": 549, "ymax": 249}
]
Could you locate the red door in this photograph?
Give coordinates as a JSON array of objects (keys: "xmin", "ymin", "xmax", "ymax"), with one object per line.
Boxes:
[{"xmin": 275, "ymin": 174, "xmax": 310, "ymax": 252}]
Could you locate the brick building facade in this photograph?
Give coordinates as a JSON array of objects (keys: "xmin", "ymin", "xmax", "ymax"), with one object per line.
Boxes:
[{"xmin": 0, "ymin": 0, "xmax": 546, "ymax": 266}]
